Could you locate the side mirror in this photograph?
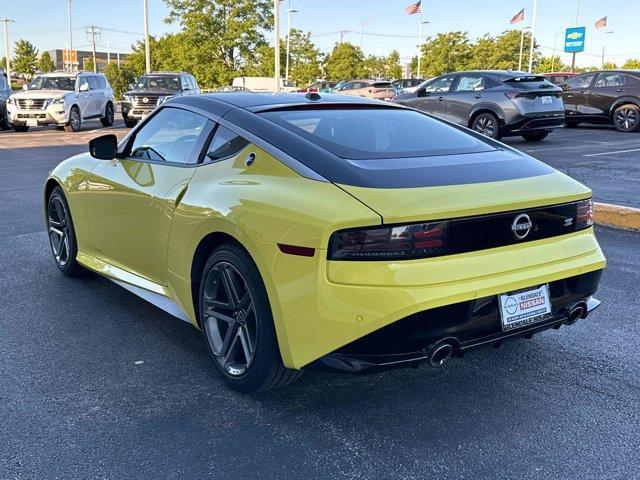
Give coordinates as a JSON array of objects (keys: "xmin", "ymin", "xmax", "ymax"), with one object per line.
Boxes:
[
  {"xmin": 79, "ymin": 83, "xmax": 89, "ymax": 92},
  {"xmin": 22, "ymin": 84, "xmax": 28, "ymax": 91},
  {"xmin": 416, "ymin": 87, "xmax": 429, "ymax": 97},
  {"xmin": 128, "ymin": 83, "xmax": 135, "ymax": 90},
  {"xmin": 89, "ymin": 134, "xmax": 118, "ymax": 160}
]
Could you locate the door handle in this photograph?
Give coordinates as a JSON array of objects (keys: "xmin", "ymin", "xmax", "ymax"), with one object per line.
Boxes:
[
  {"xmin": 173, "ymin": 184, "xmax": 188, "ymax": 207},
  {"xmin": 474, "ymin": 94, "xmax": 483, "ymax": 99},
  {"xmin": 617, "ymin": 88, "xmax": 625, "ymax": 93},
  {"xmin": 437, "ymin": 96, "xmax": 444, "ymax": 101}
]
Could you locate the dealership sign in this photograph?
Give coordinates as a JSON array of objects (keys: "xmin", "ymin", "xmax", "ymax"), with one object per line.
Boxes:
[{"xmin": 564, "ymin": 27, "xmax": 586, "ymax": 53}]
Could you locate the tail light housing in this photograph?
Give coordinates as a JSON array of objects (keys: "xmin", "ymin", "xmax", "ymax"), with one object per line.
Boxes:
[
  {"xmin": 328, "ymin": 221, "xmax": 449, "ymax": 261},
  {"xmin": 575, "ymin": 198, "xmax": 594, "ymax": 230}
]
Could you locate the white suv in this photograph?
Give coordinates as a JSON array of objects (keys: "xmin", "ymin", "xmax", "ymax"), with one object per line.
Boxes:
[{"xmin": 6, "ymin": 71, "xmax": 115, "ymax": 132}]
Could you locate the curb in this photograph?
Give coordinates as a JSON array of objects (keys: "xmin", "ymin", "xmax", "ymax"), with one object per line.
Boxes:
[{"xmin": 594, "ymin": 202, "xmax": 640, "ymax": 231}]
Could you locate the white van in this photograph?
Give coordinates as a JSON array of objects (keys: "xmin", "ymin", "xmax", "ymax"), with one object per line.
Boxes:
[{"xmin": 232, "ymin": 77, "xmax": 297, "ymax": 92}]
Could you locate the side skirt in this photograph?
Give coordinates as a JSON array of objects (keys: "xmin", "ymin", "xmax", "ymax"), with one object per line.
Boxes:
[{"xmin": 76, "ymin": 251, "xmax": 191, "ymax": 323}]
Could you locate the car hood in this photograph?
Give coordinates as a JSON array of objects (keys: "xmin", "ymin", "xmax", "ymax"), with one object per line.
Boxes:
[
  {"xmin": 337, "ymin": 153, "xmax": 591, "ymax": 224},
  {"xmin": 11, "ymin": 89, "xmax": 72, "ymax": 99}
]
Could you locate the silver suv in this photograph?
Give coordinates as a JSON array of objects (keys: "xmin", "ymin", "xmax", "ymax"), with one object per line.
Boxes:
[{"xmin": 6, "ymin": 71, "xmax": 116, "ymax": 132}]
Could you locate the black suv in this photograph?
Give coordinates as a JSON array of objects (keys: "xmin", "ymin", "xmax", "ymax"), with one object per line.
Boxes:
[
  {"xmin": 562, "ymin": 70, "xmax": 640, "ymax": 132},
  {"xmin": 392, "ymin": 70, "xmax": 564, "ymax": 142},
  {"xmin": 121, "ymin": 72, "xmax": 200, "ymax": 128}
]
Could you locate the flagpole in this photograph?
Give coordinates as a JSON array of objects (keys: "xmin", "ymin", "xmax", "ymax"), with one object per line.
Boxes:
[
  {"xmin": 518, "ymin": 24, "xmax": 525, "ymax": 71},
  {"xmin": 527, "ymin": 0, "xmax": 537, "ymax": 73},
  {"xmin": 417, "ymin": 8, "xmax": 423, "ymax": 78}
]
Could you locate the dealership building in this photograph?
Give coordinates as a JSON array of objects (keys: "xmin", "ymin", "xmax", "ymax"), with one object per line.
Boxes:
[{"xmin": 46, "ymin": 49, "xmax": 131, "ymax": 71}]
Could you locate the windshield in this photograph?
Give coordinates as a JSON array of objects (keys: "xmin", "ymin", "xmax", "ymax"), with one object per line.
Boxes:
[
  {"xmin": 260, "ymin": 107, "xmax": 495, "ymax": 160},
  {"xmin": 28, "ymin": 76, "xmax": 75, "ymax": 91},
  {"xmin": 136, "ymin": 75, "xmax": 181, "ymax": 90}
]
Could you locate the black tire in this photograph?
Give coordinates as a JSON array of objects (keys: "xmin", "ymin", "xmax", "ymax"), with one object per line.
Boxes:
[
  {"xmin": 100, "ymin": 103, "xmax": 114, "ymax": 127},
  {"xmin": 12, "ymin": 124, "xmax": 29, "ymax": 132},
  {"xmin": 46, "ymin": 186, "xmax": 85, "ymax": 277},
  {"xmin": 124, "ymin": 118, "xmax": 138, "ymax": 128},
  {"xmin": 522, "ymin": 130, "xmax": 551, "ymax": 142},
  {"xmin": 199, "ymin": 243, "xmax": 301, "ymax": 393},
  {"xmin": 613, "ymin": 103, "xmax": 640, "ymax": 133},
  {"xmin": 0, "ymin": 116, "xmax": 10, "ymax": 130},
  {"xmin": 64, "ymin": 106, "xmax": 81, "ymax": 132},
  {"xmin": 471, "ymin": 112, "xmax": 502, "ymax": 140}
]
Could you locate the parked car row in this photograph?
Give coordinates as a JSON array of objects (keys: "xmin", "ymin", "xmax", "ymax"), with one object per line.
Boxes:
[{"xmin": 3, "ymin": 69, "xmax": 639, "ymax": 137}]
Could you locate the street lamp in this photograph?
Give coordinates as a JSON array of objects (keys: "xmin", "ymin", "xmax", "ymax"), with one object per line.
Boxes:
[
  {"xmin": 601, "ymin": 30, "xmax": 614, "ymax": 69},
  {"xmin": 143, "ymin": 0, "xmax": 151, "ymax": 74},
  {"xmin": 417, "ymin": 20, "xmax": 429, "ymax": 79},
  {"xmin": 551, "ymin": 31, "xmax": 561, "ymax": 72},
  {"xmin": 1, "ymin": 18, "xmax": 16, "ymax": 82},
  {"xmin": 274, "ymin": 0, "xmax": 281, "ymax": 92},
  {"xmin": 285, "ymin": 8, "xmax": 298, "ymax": 84},
  {"xmin": 360, "ymin": 15, "xmax": 380, "ymax": 51}
]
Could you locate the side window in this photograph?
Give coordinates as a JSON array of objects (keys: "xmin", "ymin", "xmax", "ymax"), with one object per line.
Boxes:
[
  {"xmin": 97, "ymin": 76, "xmax": 107, "ymax": 89},
  {"xmin": 595, "ymin": 73, "xmax": 625, "ymax": 88},
  {"xmin": 128, "ymin": 108, "xmax": 208, "ymax": 164},
  {"xmin": 205, "ymin": 125, "xmax": 250, "ymax": 162},
  {"xmin": 191, "ymin": 76, "xmax": 199, "ymax": 90},
  {"xmin": 342, "ymin": 82, "xmax": 353, "ymax": 90},
  {"xmin": 87, "ymin": 76, "xmax": 100, "ymax": 90},
  {"xmin": 78, "ymin": 76, "xmax": 89, "ymax": 92},
  {"xmin": 424, "ymin": 76, "xmax": 455, "ymax": 93},
  {"xmin": 626, "ymin": 75, "xmax": 640, "ymax": 86},
  {"xmin": 0, "ymin": 76, "xmax": 5, "ymax": 90},
  {"xmin": 565, "ymin": 73, "xmax": 595, "ymax": 89},
  {"xmin": 454, "ymin": 75, "xmax": 485, "ymax": 92}
]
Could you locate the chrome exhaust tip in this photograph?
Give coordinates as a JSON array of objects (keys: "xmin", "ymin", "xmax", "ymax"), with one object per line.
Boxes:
[
  {"xmin": 429, "ymin": 343, "xmax": 454, "ymax": 367},
  {"xmin": 565, "ymin": 302, "xmax": 587, "ymax": 326}
]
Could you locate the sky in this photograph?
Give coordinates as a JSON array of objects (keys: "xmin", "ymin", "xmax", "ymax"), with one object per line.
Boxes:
[{"xmin": 2, "ymin": 0, "xmax": 639, "ymax": 68}]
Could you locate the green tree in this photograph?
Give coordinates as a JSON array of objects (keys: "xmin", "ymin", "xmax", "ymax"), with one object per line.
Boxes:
[
  {"xmin": 385, "ymin": 50, "xmax": 403, "ymax": 80},
  {"xmin": 471, "ymin": 30, "xmax": 536, "ymax": 71},
  {"xmin": 325, "ymin": 42, "xmax": 365, "ymax": 80},
  {"xmin": 84, "ymin": 57, "xmax": 95, "ymax": 72},
  {"xmin": 602, "ymin": 61, "xmax": 618, "ymax": 70},
  {"xmin": 622, "ymin": 58, "xmax": 640, "ymax": 69},
  {"xmin": 287, "ymin": 29, "xmax": 322, "ymax": 86},
  {"xmin": 362, "ymin": 55, "xmax": 385, "ymax": 79},
  {"xmin": 534, "ymin": 55, "xmax": 568, "ymax": 73},
  {"xmin": 12, "ymin": 39, "xmax": 38, "ymax": 77},
  {"xmin": 103, "ymin": 63, "xmax": 136, "ymax": 98},
  {"xmin": 38, "ymin": 51, "xmax": 55, "ymax": 73},
  {"xmin": 415, "ymin": 32, "xmax": 473, "ymax": 76},
  {"xmin": 163, "ymin": 0, "xmax": 272, "ymax": 86}
]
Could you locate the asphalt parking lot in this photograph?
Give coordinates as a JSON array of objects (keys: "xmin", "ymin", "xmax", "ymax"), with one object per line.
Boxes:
[{"xmin": 1, "ymin": 119, "xmax": 639, "ymax": 479}]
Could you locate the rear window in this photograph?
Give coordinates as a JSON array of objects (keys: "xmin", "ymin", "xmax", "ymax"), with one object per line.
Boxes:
[
  {"xmin": 504, "ymin": 75, "xmax": 555, "ymax": 90},
  {"xmin": 260, "ymin": 108, "xmax": 494, "ymax": 160},
  {"xmin": 372, "ymin": 82, "xmax": 393, "ymax": 89}
]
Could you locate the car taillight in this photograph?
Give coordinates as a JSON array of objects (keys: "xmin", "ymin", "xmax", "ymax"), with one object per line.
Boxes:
[
  {"xmin": 504, "ymin": 92, "xmax": 524, "ymax": 99},
  {"xmin": 328, "ymin": 221, "xmax": 449, "ymax": 261},
  {"xmin": 575, "ymin": 198, "xmax": 594, "ymax": 230}
]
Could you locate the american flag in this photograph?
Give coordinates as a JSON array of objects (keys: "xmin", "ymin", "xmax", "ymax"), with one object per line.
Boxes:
[
  {"xmin": 509, "ymin": 8, "xmax": 525, "ymax": 24},
  {"xmin": 595, "ymin": 16, "xmax": 607, "ymax": 29},
  {"xmin": 405, "ymin": 0, "xmax": 422, "ymax": 15}
]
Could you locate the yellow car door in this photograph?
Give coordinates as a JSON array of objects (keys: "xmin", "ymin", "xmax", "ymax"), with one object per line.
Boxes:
[{"xmin": 84, "ymin": 106, "xmax": 213, "ymax": 284}]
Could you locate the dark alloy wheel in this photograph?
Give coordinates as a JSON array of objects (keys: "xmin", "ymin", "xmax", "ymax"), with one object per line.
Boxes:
[
  {"xmin": 64, "ymin": 106, "xmax": 81, "ymax": 132},
  {"xmin": 199, "ymin": 244, "xmax": 301, "ymax": 393},
  {"xmin": 472, "ymin": 112, "xmax": 501, "ymax": 140},
  {"xmin": 522, "ymin": 130, "xmax": 551, "ymax": 142},
  {"xmin": 100, "ymin": 103, "xmax": 114, "ymax": 127},
  {"xmin": 46, "ymin": 187, "xmax": 84, "ymax": 276},
  {"xmin": 613, "ymin": 104, "xmax": 640, "ymax": 133}
]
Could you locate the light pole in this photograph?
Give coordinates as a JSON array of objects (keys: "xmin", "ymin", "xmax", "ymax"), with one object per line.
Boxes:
[
  {"xmin": 2, "ymin": 18, "xmax": 16, "ymax": 82},
  {"xmin": 518, "ymin": 26, "xmax": 531, "ymax": 71},
  {"xmin": 285, "ymin": 7, "xmax": 297, "ymax": 84},
  {"xmin": 67, "ymin": 0, "xmax": 73, "ymax": 70},
  {"xmin": 143, "ymin": 0, "xmax": 151, "ymax": 74},
  {"xmin": 570, "ymin": 0, "xmax": 580, "ymax": 72},
  {"xmin": 601, "ymin": 30, "xmax": 613, "ymax": 69},
  {"xmin": 551, "ymin": 32, "xmax": 561, "ymax": 71},
  {"xmin": 274, "ymin": 0, "xmax": 281, "ymax": 92},
  {"xmin": 417, "ymin": 19, "xmax": 428, "ymax": 78},
  {"xmin": 527, "ymin": 0, "xmax": 538, "ymax": 73},
  {"xmin": 359, "ymin": 15, "xmax": 380, "ymax": 51}
]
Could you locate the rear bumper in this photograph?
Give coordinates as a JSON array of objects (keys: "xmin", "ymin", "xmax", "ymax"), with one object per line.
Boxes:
[
  {"xmin": 306, "ymin": 271, "xmax": 603, "ymax": 373},
  {"xmin": 504, "ymin": 113, "xmax": 565, "ymax": 135}
]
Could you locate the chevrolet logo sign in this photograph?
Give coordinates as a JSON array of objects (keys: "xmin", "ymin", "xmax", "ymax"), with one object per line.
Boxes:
[{"xmin": 567, "ymin": 32, "xmax": 583, "ymax": 40}]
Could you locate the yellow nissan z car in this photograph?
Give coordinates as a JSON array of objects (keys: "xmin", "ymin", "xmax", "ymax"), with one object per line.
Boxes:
[{"xmin": 45, "ymin": 93, "xmax": 605, "ymax": 392}]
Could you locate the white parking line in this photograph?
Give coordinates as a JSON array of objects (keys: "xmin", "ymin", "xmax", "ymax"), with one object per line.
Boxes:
[{"xmin": 582, "ymin": 148, "xmax": 640, "ymax": 157}]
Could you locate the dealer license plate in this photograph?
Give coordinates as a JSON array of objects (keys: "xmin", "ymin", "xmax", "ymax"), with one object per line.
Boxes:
[
  {"xmin": 26, "ymin": 119, "xmax": 38, "ymax": 127},
  {"xmin": 541, "ymin": 96, "xmax": 553, "ymax": 104},
  {"xmin": 499, "ymin": 285, "xmax": 552, "ymax": 331}
]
